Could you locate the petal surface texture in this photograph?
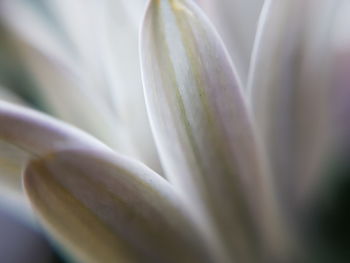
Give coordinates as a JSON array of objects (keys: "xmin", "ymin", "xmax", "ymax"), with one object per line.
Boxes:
[
  {"xmin": 141, "ymin": 0, "xmax": 284, "ymax": 261},
  {"xmin": 24, "ymin": 149, "xmax": 214, "ymax": 263}
]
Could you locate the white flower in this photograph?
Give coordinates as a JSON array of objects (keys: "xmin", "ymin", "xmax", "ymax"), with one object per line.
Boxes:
[{"xmin": 0, "ymin": 0, "xmax": 349, "ymax": 262}]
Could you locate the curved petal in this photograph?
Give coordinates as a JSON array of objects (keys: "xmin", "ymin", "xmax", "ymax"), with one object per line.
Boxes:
[
  {"xmin": 0, "ymin": 1, "xmax": 127, "ymax": 151},
  {"xmin": 0, "ymin": 101, "xmax": 111, "ymax": 155},
  {"xmin": 0, "ymin": 0, "xmax": 162, "ymax": 172},
  {"xmin": 294, "ymin": 3, "xmax": 350, "ymax": 260},
  {"xmin": 248, "ymin": 0, "xmax": 340, "ymax": 206},
  {"xmin": 0, "ymin": 87, "xmax": 29, "ymax": 194},
  {"xmin": 196, "ymin": 0, "xmax": 264, "ymax": 85},
  {"xmin": 311, "ymin": 1, "xmax": 350, "ymax": 198},
  {"xmin": 95, "ymin": 0, "xmax": 162, "ymax": 172},
  {"xmin": 0, "ymin": 140, "xmax": 34, "ymax": 223},
  {"xmin": 0, "ymin": 101, "xmax": 112, "ymax": 208},
  {"xmin": 8, "ymin": 41, "xmax": 129, "ymax": 151},
  {"xmin": 0, "ymin": 90, "xmax": 33, "ymax": 221},
  {"xmin": 24, "ymin": 149, "xmax": 215, "ymax": 263},
  {"xmin": 140, "ymin": 0, "xmax": 285, "ymax": 261}
]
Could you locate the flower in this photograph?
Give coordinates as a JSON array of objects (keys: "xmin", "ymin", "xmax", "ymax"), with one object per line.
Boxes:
[{"xmin": 0, "ymin": 0, "xmax": 349, "ymax": 262}]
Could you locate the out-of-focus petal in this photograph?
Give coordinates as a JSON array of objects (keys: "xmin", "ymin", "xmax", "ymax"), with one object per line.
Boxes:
[
  {"xmin": 141, "ymin": 0, "xmax": 285, "ymax": 261},
  {"xmin": 24, "ymin": 149, "xmax": 215, "ymax": 263},
  {"xmin": 0, "ymin": 101, "xmax": 112, "ymax": 222},
  {"xmin": 95, "ymin": 0, "xmax": 162, "ymax": 172},
  {"xmin": 309, "ymin": 1, "xmax": 350, "ymax": 186},
  {"xmin": 0, "ymin": 1, "xmax": 127, "ymax": 149},
  {"xmin": 11, "ymin": 41, "xmax": 129, "ymax": 150},
  {"xmin": 0, "ymin": 85, "xmax": 30, "ymax": 190},
  {"xmin": 248, "ymin": 0, "xmax": 339, "ymax": 207},
  {"xmin": 0, "ymin": 141, "xmax": 33, "ymax": 223},
  {"xmin": 0, "ymin": 101, "xmax": 111, "ymax": 155},
  {"xmin": 196, "ymin": 0, "xmax": 264, "ymax": 85},
  {"xmin": 248, "ymin": 3, "xmax": 350, "ymax": 260},
  {"xmin": 0, "ymin": 86, "xmax": 27, "ymax": 106},
  {"xmin": 0, "ymin": 0, "xmax": 162, "ymax": 172},
  {"xmin": 0, "ymin": 26, "xmax": 45, "ymax": 110},
  {"xmin": 299, "ymin": 3, "xmax": 350, "ymax": 260},
  {"xmin": 0, "ymin": 89, "xmax": 33, "ymax": 221}
]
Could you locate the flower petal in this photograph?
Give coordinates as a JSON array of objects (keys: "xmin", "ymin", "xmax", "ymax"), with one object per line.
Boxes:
[
  {"xmin": 0, "ymin": 101, "xmax": 111, "ymax": 212},
  {"xmin": 248, "ymin": 0, "xmax": 339, "ymax": 205},
  {"xmin": 0, "ymin": 1, "xmax": 127, "ymax": 151},
  {"xmin": 281, "ymin": 3, "xmax": 350, "ymax": 259},
  {"xmin": 0, "ymin": 90, "xmax": 34, "ymax": 220},
  {"xmin": 9, "ymin": 41, "xmax": 129, "ymax": 151},
  {"xmin": 140, "ymin": 0, "xmax": 285, "ymax": 260},
  {"xmin": 0, "ymin": 140, "xmax": 34, "ymax": 223},
  {"xmin": 0, "ymin": 101, "xmax": 111, "ymax": 155},
  {"xmin": 196, "ymin": 0, "xmax": 264, "ymax": 85},
  {"xmin": 95, "ymin": 0, "xmax": 162, "ymax": 172},
  {"xmin": 0, "ymin": 0, "xmax": 162, "ymax": 172},
  {"xmin": 24, "ymin": 149, "xmax": 215, "ymax": 263}
]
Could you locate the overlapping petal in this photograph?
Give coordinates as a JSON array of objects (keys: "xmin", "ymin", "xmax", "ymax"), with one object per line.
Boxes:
[
  {"xmin": 95, "ymin": 0, "xmax": 161, "ymax": 172},
  {"xmin": 248, "ymin": 0, "xmax": 342, "ymax": 205},
  {"xmin": 140, "ymin": 0, "xmax": 285, "ymax": 261},
  {"xmin": 0, "ymin": 0, "xmax": 126, "ymax": 151},
  {"xmin": 0, "ymin": 101, "xmax": 112, "ymax": 206},
  {"xmin": 196, "ymin": 0, "xmax": 264, "ymax": 85},
  {"xmin": 0, "ymin": 89, "xmax": 36, "ymax": 221},
  {"xmin": 248, "ymin": 1, "xmax": 350, "ymax": 259},
  {"xmin": 0, "ymin": 101, "xmax": 111, "ymax": 155},
  {"xmin": 0, "ymin": 0, "xmax": 161, "ymax": 172},
  {"xmin": 24, "ymin": 149, "xmax": 214, "ymax": 263}
]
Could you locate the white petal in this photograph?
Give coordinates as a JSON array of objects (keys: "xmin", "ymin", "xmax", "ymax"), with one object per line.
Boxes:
[
  {"xmin": 0, "ymin": 100, "xmax": 111, "ymax": 185},
  {"xmin": 141, "ymin": 0, "xmax": 285, "ymax": 261},
  {"xmin": 0, "ymin": 0, "xmax": 162, "ymax": 172},
  {"xmin": 0, "ymin": 0, "xmax": 124, "ymax": 149},
  {"xmin": 94, "ymin": 0, "xmax": 162, "ymax": 172},
  {"xmin": 248, "ymin": 0, "xmax": 341, "ymax": 205},
  {"xmin": 0, "ymin": 140, "xmax": 34, "ymax": 223},
  {"xmin": 24, "ymin": 149, "xmax": 215, "ymax": 263},
  {"xmin": 0, "ymin": 101, "xmax": 111, "ymax": 155},
  {"xmin": 0, "ymin": 89, "xmax": 32, "ymax": 220},
  {"xmin": 196, "ymin": 0, "xmax": 264, "ymax": 85},
  {"xmin": 0, "ymin": 101, "xmax": 112, "ymax": 222}
]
